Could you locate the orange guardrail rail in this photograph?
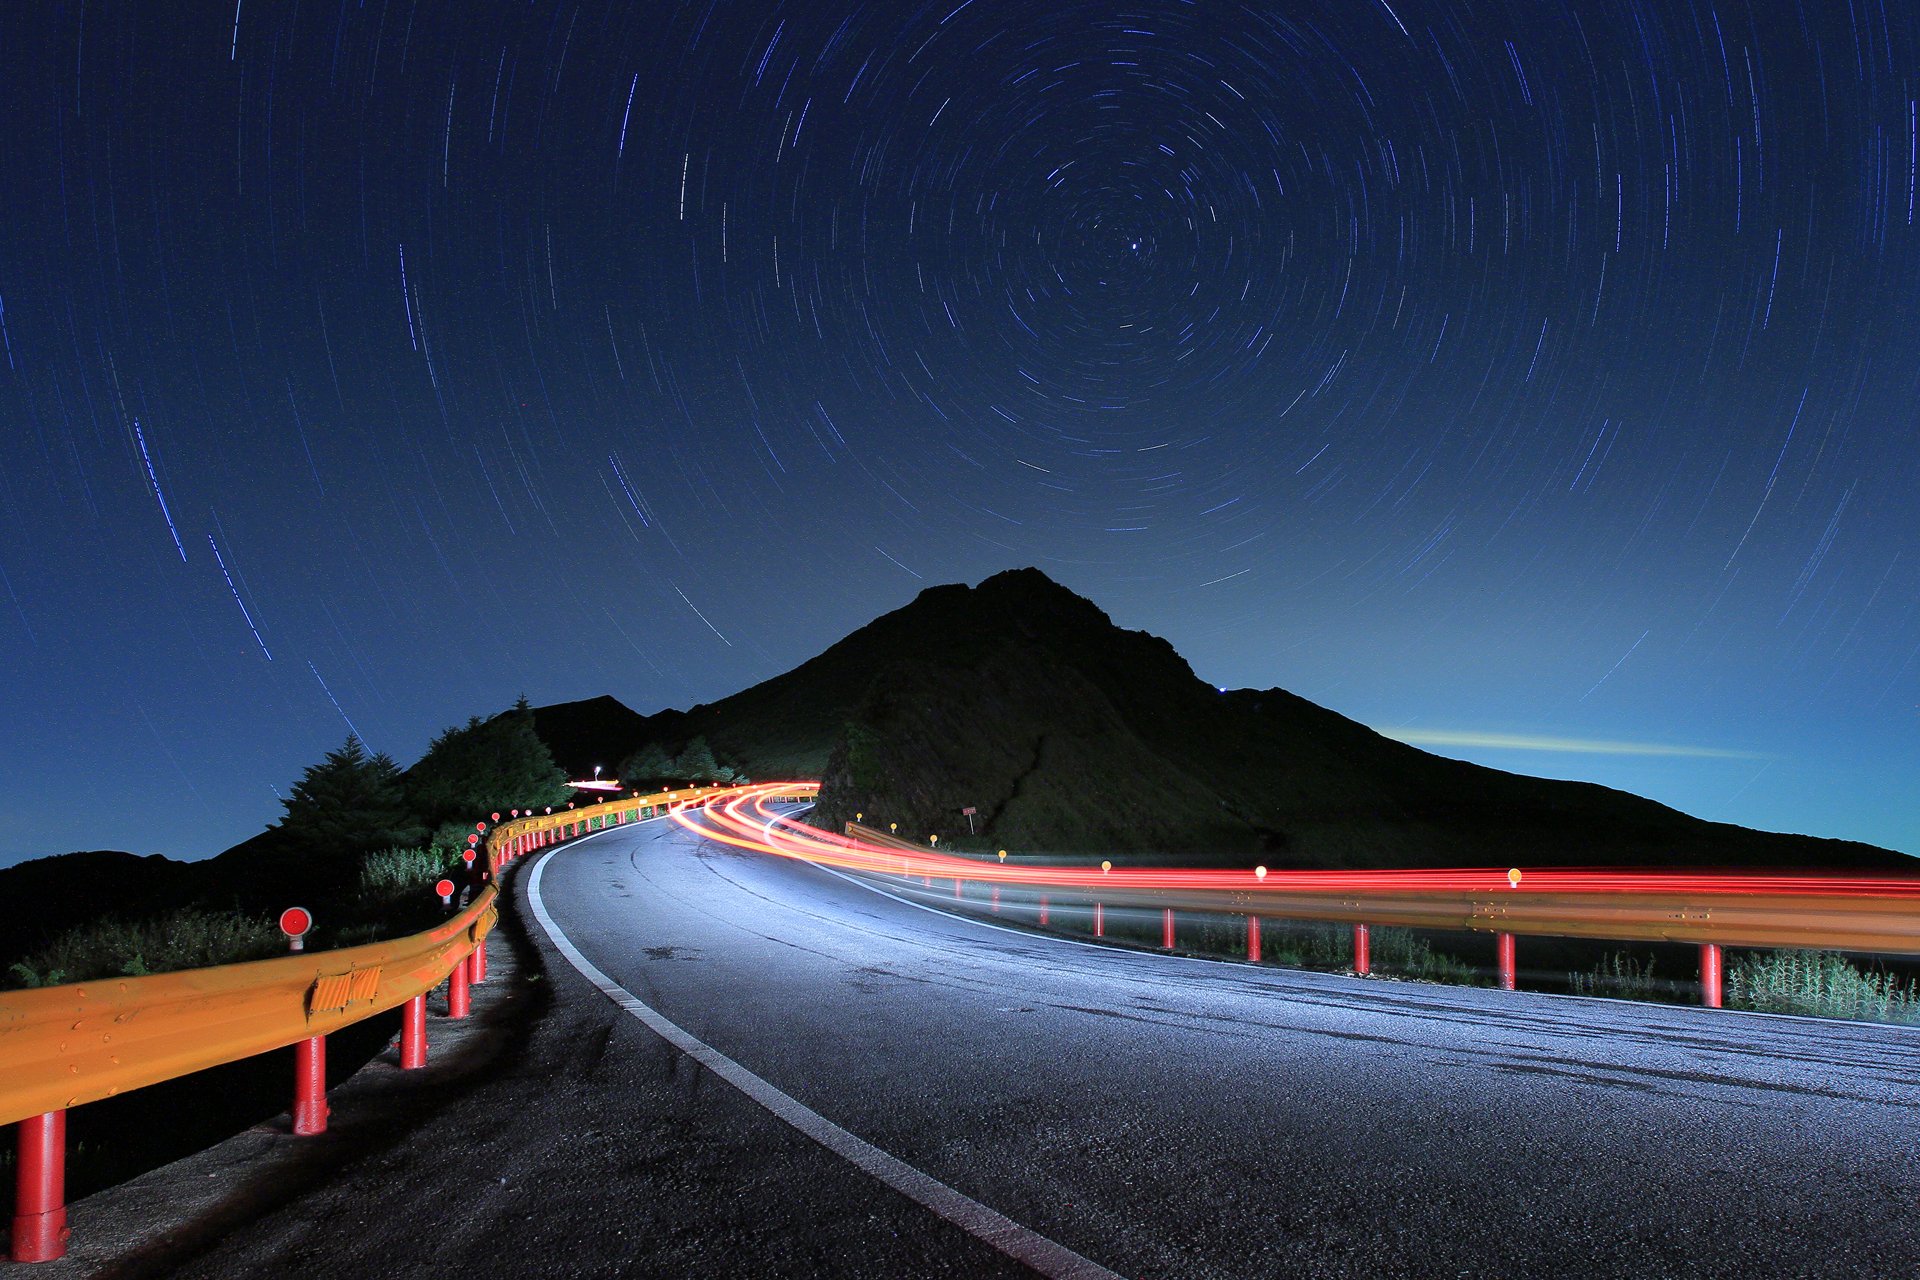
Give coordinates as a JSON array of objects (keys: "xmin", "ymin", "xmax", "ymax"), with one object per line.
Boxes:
[{"xmin": 0, "ymin": 780, "xmax": 756, "ymax": 1262}]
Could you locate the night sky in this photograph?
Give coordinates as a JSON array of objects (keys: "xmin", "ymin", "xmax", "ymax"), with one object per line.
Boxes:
[{"xmin": 3, "ymin": 0, "xmax": 1916, "ymax": 867}]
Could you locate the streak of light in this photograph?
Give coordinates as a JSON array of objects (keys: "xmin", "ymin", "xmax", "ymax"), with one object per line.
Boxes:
[
  {"xmin": 307, "ymin": 660, "xmax": 366, "ymax": 745},
  {"xmin": 207, "ymin": 533, "xmax": 272, "ymax": 660},
  {"xmin": 133, "ymin": 420, "xmax": 188, "ymax": 561},
  {"xmin": 671, "ymin": 786, "xmax": 1920, "ymax": 903}
]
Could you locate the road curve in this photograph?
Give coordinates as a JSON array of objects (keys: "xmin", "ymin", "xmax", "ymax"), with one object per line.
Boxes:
[{"xmin": 139, "ymin": 808, "xmax": 1920, "ymax": 1277}]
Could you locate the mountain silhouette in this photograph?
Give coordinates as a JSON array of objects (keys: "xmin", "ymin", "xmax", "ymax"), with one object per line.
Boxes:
[{"xmin": 580, "ymin": 568, "xmax": 1911, "ymax": 872}]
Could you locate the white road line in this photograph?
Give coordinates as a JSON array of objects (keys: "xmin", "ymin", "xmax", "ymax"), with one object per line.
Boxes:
[{"xmin": 526, "ymin": 835, "xmax": 1125, "ymax": 1280}]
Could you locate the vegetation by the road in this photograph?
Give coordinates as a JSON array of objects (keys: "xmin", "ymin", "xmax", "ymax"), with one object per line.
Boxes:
[
  {"xmin": 0, "ymin": 698, "xmax": 571, "ymax": 991},
  {"xmin": 6, "ymin": 908, "xmax": 284, "ymax": 988},
  {"xmin": 1724, "ymin": 949, "xmax": 1920, "ymax": 1022}
]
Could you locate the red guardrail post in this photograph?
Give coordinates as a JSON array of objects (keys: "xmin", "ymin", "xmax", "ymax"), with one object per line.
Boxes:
[
  {"xmin": 448, "ymin": 954, "xmax": 472, "ymax": 1020},
  {"xmin": 1093, "ymin": 901, "xmax": 1104, "ymax": 937},
  {"xmin": 471, "ymin": 935, "xmax": 489, "ymax": 984},
  {"xmin": 991, "ymin": 886, "xmax": 1000, "ymax": 913},
  {"xmin": 1353, "ymin": 923, "xmax": 1371, "ymax": 975},
  {"xmin": 1247, "ymin": 914, "xmax": 1261, "ymax": 963},
  {"xmin": 954, "ymin": 878, "xmax": 964, "ymax": 900},
  {"xmin": 1163, "ymin": 907, "xmax": 1175, "ymax": 949},
  {"xmin": 400, "ymin": 994, "xmax": 427, "ymax": 1069},
  {"xmin": 10, "ymin": 1110, "xmax": 67, "ymax": 1262},
  {"xmin": 1039, "ymin": 894, "xmax": 1049, "ymax": 925},
  {"xmin": 1700, "ymin": 942, "xmax": 1724, "ymax": 1008},
  {"xmin": 1496, "ymin": 932, "xmax": 1517, "ymax": 990},
  {"xmin": 292, "ymin": 1036, "xmax": 328, "ymax": 1135}
]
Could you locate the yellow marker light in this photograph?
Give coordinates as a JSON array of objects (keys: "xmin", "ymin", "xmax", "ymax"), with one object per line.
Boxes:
[
  {"xmin": 1101, "ymin": 860, "xmax": 1111, "ymax": 873},
  {"xmin": 1508, "ymin": 868, "xmax": 1523, "ymax": 888},
  {"xmin": 998, "ymin": 850, "xmax": 1007, "ymax": 862}
]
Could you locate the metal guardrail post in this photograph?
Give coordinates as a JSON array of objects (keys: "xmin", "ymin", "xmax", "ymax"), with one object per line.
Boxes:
[
  {"xmin": 1039, "ymin": 894, "xmax": 1049, "ymax": 925},
  {"xmin": 1353, "ymin": 924, "xmax": 1371, "ymax": 975},
  {"xmin": 9, "ymin": 1110, "xmax": 67, "ymax": 1262},
  {"xmin": 1701, "ymin": 943, "xmax": 1724, "ymax": 1008},
  {"xmin": 1496, "ymin": 932, "xmax": 1517, "ymax": 990},
  {"xmin": 292, "ymin": 1037, "xmax": 328, "ymax": 1135},
  {"xmin": 400, "ymin": 995, "xmax": 428, "ymax": 1069},
  {"xmin": 1247, "ymin": 914, "xmax": 1261, "ymax": 963},
  {"xmin": 1094, "ymin": 901, "xmax": 1104, "ymax": 938},
  {"xmin": 448, "ymin": 954, "xmax": 472, "ymax": 1020},
  {"xmin": 1163, "ymin": 908, "xmax": 1175, "ymax": 949}
]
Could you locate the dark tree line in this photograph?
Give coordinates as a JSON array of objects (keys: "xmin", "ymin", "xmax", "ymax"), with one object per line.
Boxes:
[{"xmin": 277, "ymin": 698, "xmax": 572, "ymax": 861}]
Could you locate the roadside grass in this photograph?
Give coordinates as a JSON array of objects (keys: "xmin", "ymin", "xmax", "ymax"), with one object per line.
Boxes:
[
  {"xmin": 2, "ymin": 846, "xmax": 469, "ymax": 991},
  {"xmin": 1568, "ymin": 951, "xmax": 1674, "ymax": 1003},
  {"xmin": 5, "ymin": 908, "xmax": 282, "ymax": 988},
  {"xmin": 1724, "ymin": 949, "xmax": 1920, "ymax": 1023},
  {"xmin": 358, "ymin": 844, "xmax": 460, "ymax": 899}
]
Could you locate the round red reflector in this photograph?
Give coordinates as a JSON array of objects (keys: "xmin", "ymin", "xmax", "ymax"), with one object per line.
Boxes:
[
  {"xmin": 468, "ymin": 833, "xmax": 480, "ymax": 845},
  {"xmin": 462, "ymin": 849, "xmax": 475, "ymax": 864},
  {"xmin": 435, "ymin": 878, "xmax": 455, "ymax": 898},
  {"xmin": 278, "ymin": 907, "xmax": 312, "ymax": 938}
]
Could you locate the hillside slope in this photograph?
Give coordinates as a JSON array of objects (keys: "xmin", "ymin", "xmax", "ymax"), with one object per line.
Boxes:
[{"xmin": 579, "ymin": 568, "xmax": 1910, "ymax": 872}]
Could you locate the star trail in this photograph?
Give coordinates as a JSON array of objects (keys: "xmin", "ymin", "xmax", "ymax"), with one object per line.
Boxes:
[{"xmin": 1, "ymin": 0, "xmax": 1915, "ymax": 864}]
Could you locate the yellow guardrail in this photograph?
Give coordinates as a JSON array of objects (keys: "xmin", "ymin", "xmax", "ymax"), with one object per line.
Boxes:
[
  {"xmin": 0, "ymin": 895, "xmax": 497, "ymax": 1127},
  {"xmin": 0, "ymin": 782, "xmax": 745, "ymax": 1128}
]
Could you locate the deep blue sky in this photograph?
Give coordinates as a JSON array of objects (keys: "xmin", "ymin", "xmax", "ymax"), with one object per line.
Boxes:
[{"xmin": 2, "ymin": 0, "xmax": 1916, "ymax": 867}]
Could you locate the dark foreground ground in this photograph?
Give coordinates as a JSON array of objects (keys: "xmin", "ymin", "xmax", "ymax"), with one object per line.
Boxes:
[{"xmin": 27, "ymin": 810, "xmax": 1920, "ymax": 1279}]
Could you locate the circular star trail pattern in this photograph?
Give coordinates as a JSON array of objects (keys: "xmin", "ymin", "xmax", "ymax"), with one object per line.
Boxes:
[{"xmin": 0, "ymin": 0, "xmax": 1916, "ymax": 862}]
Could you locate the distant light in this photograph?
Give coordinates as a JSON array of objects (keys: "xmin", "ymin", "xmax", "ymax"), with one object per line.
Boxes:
[
  {"xmin": 569, "ymin": 779, "xmax": 622, "ymax": 791},
  {"xmin": 1217, "ymin": 686, "xmax": 1227, "ymax": 693}
]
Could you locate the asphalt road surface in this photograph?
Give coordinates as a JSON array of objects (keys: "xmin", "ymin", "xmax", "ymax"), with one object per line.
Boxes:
[{"xmin": 124, "ymin": 810, "xmax": 1920, "ymax": 1278}]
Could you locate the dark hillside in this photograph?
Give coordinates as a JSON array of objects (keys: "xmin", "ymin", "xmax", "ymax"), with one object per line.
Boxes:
[
  {"xmin": 529, "ymin": 695, "xmax": 653, "ymax": 779},
  {"xmin": 570, "ymin": 567, "xmax": 1907, "ymax": 872}
]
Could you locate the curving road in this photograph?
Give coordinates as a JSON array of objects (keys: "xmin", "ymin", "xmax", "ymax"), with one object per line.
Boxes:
[{"xmin": 134, "ymin": 807, "xmax": 1920, "ymax": 1278}]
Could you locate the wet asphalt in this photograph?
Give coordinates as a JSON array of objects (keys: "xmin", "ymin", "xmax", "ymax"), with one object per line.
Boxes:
[{"xmin": 69, "ymin": 811, "xmax": 1920, "ymax": 1278}]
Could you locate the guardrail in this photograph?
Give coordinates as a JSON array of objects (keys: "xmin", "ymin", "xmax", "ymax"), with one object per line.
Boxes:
[
  {"xmin": 684, "ymin": 794, "xmax": 1920, "ymax": 1010},
  {"xmin": 0, "ymin": 782, "xmax": 743, "ymax": 1263}
]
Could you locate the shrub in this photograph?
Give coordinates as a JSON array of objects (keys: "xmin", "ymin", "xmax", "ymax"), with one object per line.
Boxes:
[
  {"xmin": 358, "ymin": 846, "xmax": 459, "ymax": 898},
  {"xmin": 1569, "ymin": 951, "xmax": 1670, "ymax": 1002},
  {"xmin": 1725, "ymin": 949, "xmax": 1920, "ymax": 1023},
  {"xmin": 4, "ymin": 909, "xmax": 281, "ymax": 989}
]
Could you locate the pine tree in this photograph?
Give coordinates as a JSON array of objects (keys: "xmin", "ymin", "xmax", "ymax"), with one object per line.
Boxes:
[
  {"xmin": 278, "ymin": 736, "xmax": 424, "ymax": 858},
  {"xmin": 616, "ymin": 741, "xmax": 676, "ymax": 787},
  {"xmin": 404, "ymin": 699, "xmax": 572, "ymax": 825},
  {"xmin": 672, "ymin": 736, "xmax": 721, "ymax": 783}
]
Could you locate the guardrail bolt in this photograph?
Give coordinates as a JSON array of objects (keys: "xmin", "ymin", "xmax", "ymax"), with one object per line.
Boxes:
[
  {"xmin": 9, "ymin": 1110, "xmax": 68, "ymax": 1263},
  {"xmin": 293, "ymin": 1036, "xmax": 329, "ymax": 1135},
  {"xmin": 1495, "ymin": 932, "xmax": 1517, "ymax": 991},
  {"xmin": 400, "ymin": 994, "xmax": 428, "ymax": 1069},
  {"xmin": 1353, "ymin": 924, "xmax": 1371, "ymax": 975},
  {"xmin": 448, "ymin": 953, "xmax": 472, "ymax": 1020},
  {"xmin": 1247, "ymin": 914, "xmax": 1261, "ymax": 963},
  {"xmin": 1163, "ymin": 907, "xmax": 1175, "ymax": 950},
  {"xmin": 1700, "ymin": 943, "xmax": 1724, "ymax": 1008}
]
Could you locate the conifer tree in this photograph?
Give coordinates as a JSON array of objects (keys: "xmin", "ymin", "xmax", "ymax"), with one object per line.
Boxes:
[
  {"xmin": 278, "ymin": 735, "xmax": 423, "ymax": 857},
  {"xmin": 404, "ymin": 697, "xmax": 572, "ymax": 825}
]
